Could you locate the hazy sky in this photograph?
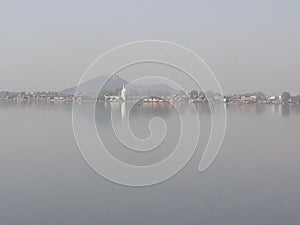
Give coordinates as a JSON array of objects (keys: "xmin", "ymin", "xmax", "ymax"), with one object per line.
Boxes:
[{"xmin": 0, "ymin": 0, "xmax": 299, "ymax": 95}]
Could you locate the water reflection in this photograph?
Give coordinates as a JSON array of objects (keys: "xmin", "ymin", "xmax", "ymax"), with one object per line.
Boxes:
[
  {"xmin": 1, "ymin": 101, "xmax": 300, "ymax": 117},
  {"xmin": 225, "ymin": 103, "xmax": 300, "ymax": 117},
  {"xmin": 0, "ymin": 101, "xmax": 300, "ymax": 225},
  {"xmin": 94, "ymin": 102, "xmax": 182, "ymax": 166}
]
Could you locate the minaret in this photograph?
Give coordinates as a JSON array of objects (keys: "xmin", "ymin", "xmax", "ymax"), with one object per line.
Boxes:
[{"xmin": 120, "ymin": 84, "xmax": 126, "ymax": 102}]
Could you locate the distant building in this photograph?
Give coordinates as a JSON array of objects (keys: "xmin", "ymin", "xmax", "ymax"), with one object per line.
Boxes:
[{"xmin": 120, "ymin": 84, "xmax": 126, "ymax": 102}]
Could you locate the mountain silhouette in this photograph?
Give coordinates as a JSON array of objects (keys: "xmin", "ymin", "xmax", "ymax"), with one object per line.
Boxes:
[{"xmin": 61, "ymin": 74, "xmax": 178, "ymax": 96}]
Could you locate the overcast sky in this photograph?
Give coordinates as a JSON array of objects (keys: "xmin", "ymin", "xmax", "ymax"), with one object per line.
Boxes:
[{"xmin": 0, "ymin": 0, "xmax": 299, "ymax": 95}]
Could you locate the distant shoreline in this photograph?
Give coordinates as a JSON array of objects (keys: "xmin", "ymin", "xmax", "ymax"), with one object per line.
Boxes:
[{"xmin": 0, "ymin": 90, "xmax": 299, "ymax": 105}]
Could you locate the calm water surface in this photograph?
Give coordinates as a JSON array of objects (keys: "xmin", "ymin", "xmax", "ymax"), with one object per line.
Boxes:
[{"xmin": 0, "ymin": 102, "xmax": 299, "ymax": 225}]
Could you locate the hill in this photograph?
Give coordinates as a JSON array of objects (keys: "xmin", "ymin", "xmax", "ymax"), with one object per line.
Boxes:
[{"xmin": 60, "ymin": 74, "xmax": 178, "ymax": 96}]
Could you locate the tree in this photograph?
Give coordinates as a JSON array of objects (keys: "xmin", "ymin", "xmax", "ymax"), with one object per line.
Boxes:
[
  {"xmin": 0, "ymin": 91, "xmax": 8, "ymax": 99},
  {"xmin": 205, "ymin": 90, "xmax": 215, "ymax": 99},
  {"xmin": 281, "ymin": 91, "xmax": 291, "ymax": 103},
  {"xmin": 189, "ymin": 90, "xmax": 198, "ymax": 100},
  {"xmin": 177, "ymin": 90, "xmax": 187, "ymax": 97},
  {"xmin": 254, "ymin": 91, "xmax": 266, "ymax": 103},
  {"xmin": 293, "ymin": 95, "xmax": 300, "ymax": 104},
  {"xmin": 198, "ymin": 91, "xmax": 206, "ymax": 100}
]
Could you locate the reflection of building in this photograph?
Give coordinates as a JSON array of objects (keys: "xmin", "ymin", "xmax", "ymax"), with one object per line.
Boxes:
[{"xmin": 121, "ymin": 102, "xmax": 125, "ymax": 120}]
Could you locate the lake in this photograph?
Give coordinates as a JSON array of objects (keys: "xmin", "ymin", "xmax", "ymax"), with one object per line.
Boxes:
[{"xmin": 0, "ymin": 102, "xmax": 299, "ymax": 225}]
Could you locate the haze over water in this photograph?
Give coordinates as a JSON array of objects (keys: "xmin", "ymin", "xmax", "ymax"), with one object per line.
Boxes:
[{"xmin": 0, "ymin": 102, "xmax": 299, "ymax": 225}]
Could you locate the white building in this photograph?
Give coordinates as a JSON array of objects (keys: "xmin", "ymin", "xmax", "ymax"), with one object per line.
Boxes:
[{"xmin": 120, "ymin": 84, "xmax": 126, "ymax": 102}]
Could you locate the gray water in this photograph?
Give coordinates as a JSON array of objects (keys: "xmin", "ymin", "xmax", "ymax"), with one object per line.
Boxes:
[{"xmin": 0, "ymin": 102, "xmax": 300, "ymax": 225}]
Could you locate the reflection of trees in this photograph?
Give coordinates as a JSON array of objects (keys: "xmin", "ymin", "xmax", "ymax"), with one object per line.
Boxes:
[
  {"xmin": 224, "ymin": 103, "xmax": 296, "ymax": 117},
  {"xmin": 291, "ymin": 104, "xmax": 300, "ymax": 114},
  {"xmin": 193, "ymin": 102, "xmax": 211, "ymax": 115},
  {"xmin": 280, "ymin": 104, "xmax": 291, "ymax": 117},
  {"xmin": 254, "ymin": 104, "xmax": 266, "ymax": 115},
  {"xmin": 0, "ymin": 101, "xmax": 73, "ymax": 112},
  {"xmin": 130, "ymin": 102, "xmax": 175, "ymax": 118}
]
